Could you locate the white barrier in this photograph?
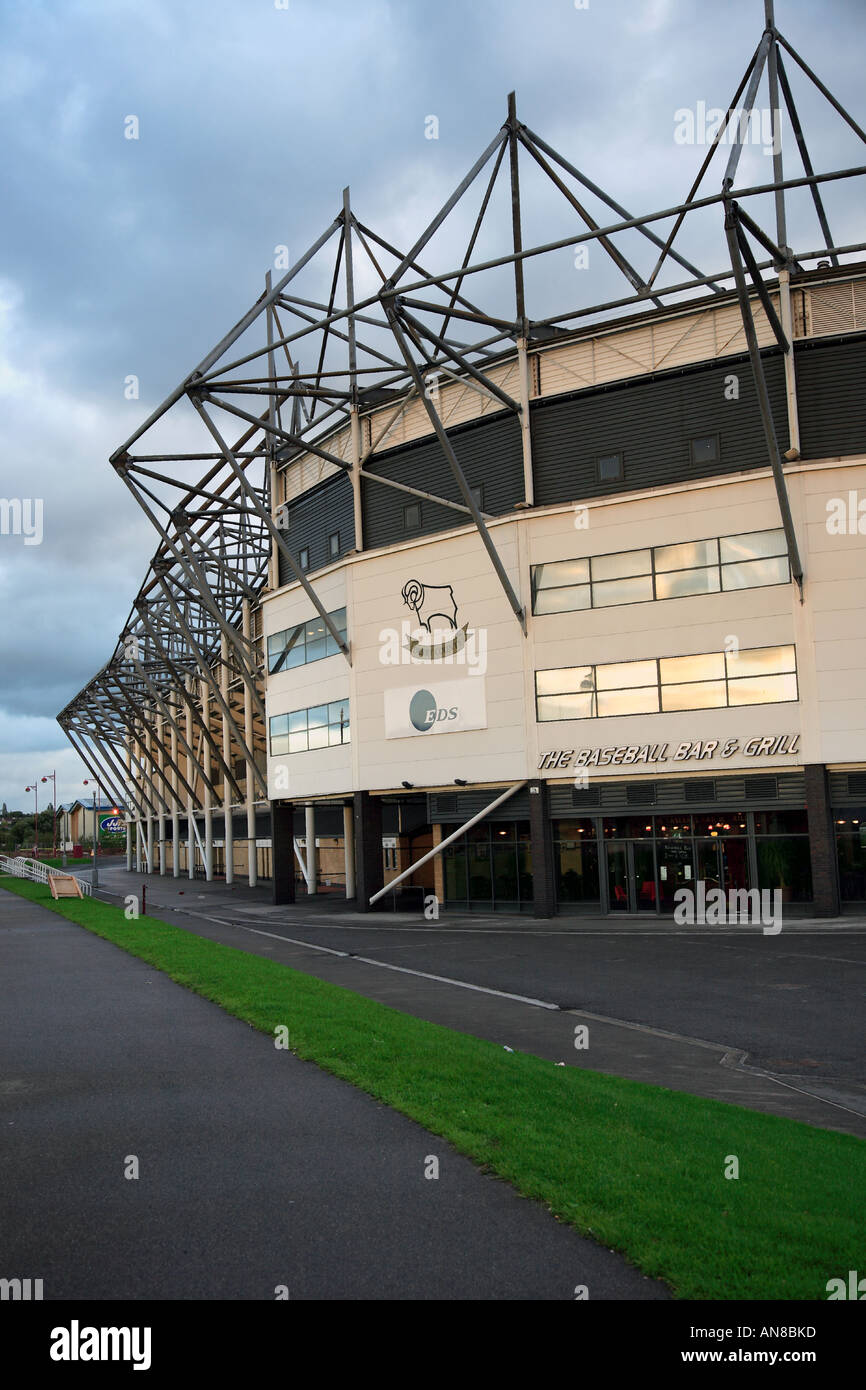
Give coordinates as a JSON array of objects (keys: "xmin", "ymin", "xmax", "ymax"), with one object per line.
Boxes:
[{"xmin": 0, "ymin": 855, "xmax": 93, "ymax": 897}]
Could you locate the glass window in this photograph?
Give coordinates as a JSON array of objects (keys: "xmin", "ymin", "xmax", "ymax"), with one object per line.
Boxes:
[
  {"xmin": 534, "ymin": 584, "xmax": 591, "ymax": 615},
  {"xmin": 662, "ymin": 681, "xmax": 727, "ymax": 711},
  {"xmin": 597, "ymin": 453, "xmax": 623, "ymax": 481},
  {"xmin": 695, "ymin": 813, "xmax": 748, "ymax": 836},
  {"xmin": 691, "ymin": 435, "xmax": 719, "ymax": 465},
  {"xmin": 726, "ymin": 645, "xmax": 795, "ymax": 678},
  {"xmin": 328, "ymin": 531, "xmax": 340, "ymax": 558},
  {"xmin": 592, "ymin": 575, "xmax": 654, "ymax": 607},
  {"xmin": 536, "ymin": 667, "xmax": 594, "ymax": 696},
  {"xmin": 537, "ymin": 691, "xmax": 595, "ymax": 722},
  {"xmin": 754, "ymin": 809, "xmax": 808, "ymax": 835},
  {"xmin": 655, "ymin": 567, "xmax": 720, "ymax": 600},
  {"xmin": 268, "ymin": 607, "xmax": 346, "ymax": 673},
  {"xmin": 274, "ymin": 700, "xmax": 350, "ymax": 754},
  {"xmin": 553, "ymin": 819, "xmax": 597, "ymax": 841},
  {"xmin": 757, "ymin": 838, "xmax": 812, "ymax": 901},
  {"xmin": 654, "ymin": 538, "xmax": 719, "ymax": 572},
  {"xmin": 470, "ymin": 484, "xmax": 483, "ymax": 509},
  {"xmin": 591, "ymin": 549, "xmax": 651, "ymax": 582},
  {"xmin": 298, "ymin": 547, "xmax": 310, "ymax": 571},
  {"xmin": 720, "ymin": 529, "xmax": 786, "ymax": 562},
  {"xmin": 535, "ymin": 558, "xmax": 590, "ymax": 588},
  {"xmin": 728, "ymin": 673, "xmax": 798, "ymax": 705},
  {"xmin": 597, "ymin": 686, "xmax": 659, "ymax": 716},
  {"xmin": 660, "ymin": 653, "xmax": 725, "ymax": 684},
  {"xmin": 722, "ymin": 556, "xmax": 789, "ymax": 590},
  {"xmin": 404, "ymin": 503, "xmax": 421, "ymax": 530},
  {"xmin": 596, "ymin": 660, "xmax": 657, "ymax": 690},
  {"xmin": 655, "ymin": 816, "xmax": 693, "ymax": 837}
]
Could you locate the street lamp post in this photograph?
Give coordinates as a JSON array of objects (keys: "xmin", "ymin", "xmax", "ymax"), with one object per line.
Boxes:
[
  {"xmin": 41, "ymin": 772, "xmax": 59, "ymax": 864},
  {"xmin": 83, "ymin": 778, "xmax": 100, "ymax": 890},
  {"xmin": 24, "ymin": 781, "xmax": 38, "ymax": 857}
]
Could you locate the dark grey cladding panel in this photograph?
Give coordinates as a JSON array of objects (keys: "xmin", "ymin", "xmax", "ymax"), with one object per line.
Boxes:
[
  {"xmin": 277, "ymin": 470, "xmax": 354, "ymax": 588},
  {"xmin": 547, "ymin": 773, "xmax": 806, "ymax": 816},
  {"xmin": 794, "ymin": 336, "xmax": 866, "ymax": 458},
  {"xmin": 530, "ymin": 353, "xmax": 789, "ymax": 506},
  {"xmin": 830, "ymin": 770, "xmax": 866, "ymax": 805},
  {"xmin": 361, "ymin": 412, "xmax": 524, "ymax": 551},
  {"xmin": 428, "ymin": 789, "xmax": 531, "ymax": 822}
]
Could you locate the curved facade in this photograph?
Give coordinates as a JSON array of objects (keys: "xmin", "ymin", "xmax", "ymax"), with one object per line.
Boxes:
[{"xmin": 57, "ymin": 33, "xmax": 866, "ymax": 919}]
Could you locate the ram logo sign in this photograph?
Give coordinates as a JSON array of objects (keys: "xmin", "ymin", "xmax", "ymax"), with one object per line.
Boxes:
[{"xmin": 385, "ymin": 679, "xmax": 487, "ymax": 740}]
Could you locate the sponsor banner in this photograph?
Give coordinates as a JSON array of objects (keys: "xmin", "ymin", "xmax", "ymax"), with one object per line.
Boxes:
[
  {"xmin": 384, "ymin": 678, "xmax": 487, "ymax": 739},
  {"xmin": 99, "ymin": 816, "xmax": 125, "ymax": 834}
]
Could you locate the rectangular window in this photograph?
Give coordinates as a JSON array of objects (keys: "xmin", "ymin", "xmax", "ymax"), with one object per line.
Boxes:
[
  {"xmin": 470, "ymin": 484, "xmax": 484, "ymax": 510},
  {"xmin": 328, "ymin": 531, "xmax": 340, "ymax": 558},
  {"xmin": 690, "ymin": 434, "xmax": 719, "ymax": 465},
  {"xmin": 531, "ymin": 528, "xmax": 788, "ymax": 617},
  {"xmin": 269, "ymin": 698, "xmax": 350, "ymax": 755},
  {"xmin": 404, "ymin": 502, "xmax": 421, "ymax": 530},
  {"xmin": 535, "ymin": 643, "xmax": 797, "ymax": 721},
  {"xmin": 267, "ymin": 606, "xmax": 347, "ymax": 674},
  {"xmin": 597, "ymin": 452, "xmax": 623, "ymax": 482},
  {"xmin": 298, "ymin": 547, "xmax": 309, "ymax": 571}
]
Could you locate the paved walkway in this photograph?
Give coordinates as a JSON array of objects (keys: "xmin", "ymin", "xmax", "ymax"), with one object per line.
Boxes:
[
  {"xmin": 0, "ymin": 890, "xmax": 666, "ymax": 1300},
  {"xmin": 82, "ymin": 863, "xmax": 866, "ymax": 1140}
]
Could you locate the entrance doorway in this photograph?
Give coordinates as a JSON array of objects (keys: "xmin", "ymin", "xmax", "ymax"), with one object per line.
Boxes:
[{"xmin": 606, "ymin": 840, "xmax": 658, "ymax": 912}]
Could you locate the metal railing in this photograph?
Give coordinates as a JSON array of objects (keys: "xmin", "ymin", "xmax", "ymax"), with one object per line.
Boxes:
[{"xmin": 0, "ymin": 855, "xmax": 93, "ymax": 896}]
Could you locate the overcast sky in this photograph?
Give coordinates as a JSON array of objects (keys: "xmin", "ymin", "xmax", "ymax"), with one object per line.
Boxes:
[{"xmin": 1, "ymin": 0, "xmax": 863, "ymax": 810}]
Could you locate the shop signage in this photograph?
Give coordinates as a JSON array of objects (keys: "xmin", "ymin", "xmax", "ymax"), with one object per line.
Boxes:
[
  {"xmin": 538, "ymin": 733, "xmax": 800, "ymax": 771},
  {"xmin": 99, "ymin": 815, "xmax": 125, "ymax": 834},
  {"xmin": 384, "ymin": 678, "xmax": 487, "ymax": 739}
]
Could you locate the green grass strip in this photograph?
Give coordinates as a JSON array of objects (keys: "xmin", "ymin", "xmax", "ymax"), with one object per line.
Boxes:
[{"xmin": 3, "ymin": 874, "xmax": 863, "ymax": 1300}]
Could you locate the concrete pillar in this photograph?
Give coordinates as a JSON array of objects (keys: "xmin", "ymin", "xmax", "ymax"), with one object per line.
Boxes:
[
  {"xmin": 271, "ymin": 801, "xmax": 295, "ymax": 904},
  {"xmin": 343, "ymin": 802, "xmax": 356, "ymax": 900},
  {"xmin": 220, "ymin": 633, "xmax": 234, "ymax": 885},
  {"xmin": 305, "ymin": 804, "xmax": 317, "ymax": 895},
  {"xmin": 353, "ymin": 791, "xmax": 383, "ymax": 911},
  {"xmin": 242, "ymin": 600, "xmax": 257, "ymax": 887},
  {"xmin": 156, "ymin": 711, "xmax": 166, "ymax": 876},
  {"xmin": 431, "ymin": 823, "xmax": 445, "ymax": 907},
  {"xmin": 528, "ymin": 779, "xmax": 556, "ymax": 917},
  {"xmin": 170, "ymin": 695, "xmax": 180, "ymax": 878},
  {"xmin": 804, "ymin": 764, "xmax": 840, "ymax": 917},
  {"xmin": 200, "ymin": 676, "xmax": 213, "ymax": 881},
  {"xmin": 186, "ymin": 678, "xmax": 195, "ymax": 880},
  {"xmin": 125, "ymin": 734, "xmax": 134, "ymax": 871}
]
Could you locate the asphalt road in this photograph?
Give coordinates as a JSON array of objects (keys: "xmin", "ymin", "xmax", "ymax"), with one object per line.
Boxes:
[
  {"xmin": 92, "ymin": 863, "xmax": 866, "ymax": 1087},
  {"xmin": 0, "ymin": 890, "xmax": 667, "ymax": 1301}
]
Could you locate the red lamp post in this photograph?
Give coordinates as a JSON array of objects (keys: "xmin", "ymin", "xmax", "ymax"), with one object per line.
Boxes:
[
  {"xmin": 41, "ymin": 772, "xmax": 58, "ymax": 861},
  {"xmin": 24, "ymin": 781, "xmax": 38, "ymax": 857}
]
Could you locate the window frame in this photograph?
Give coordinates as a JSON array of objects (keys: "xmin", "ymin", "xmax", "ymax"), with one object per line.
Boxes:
[
  {"xmin": 596, "ymin": 451, "xmax": 623, "ymax": 483},
  {"xmin": 535, "ymin": 643, "xmax": 798, "ymax": 722},
  {"xmin": 531, "ymin": 527, "xmax": 790, "ymax": 617}
]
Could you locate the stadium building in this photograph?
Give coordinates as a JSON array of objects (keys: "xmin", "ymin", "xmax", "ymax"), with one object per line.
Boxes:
[{"xmin": 59, "ymin": 9, "xmax": 866, "ymax": 918}]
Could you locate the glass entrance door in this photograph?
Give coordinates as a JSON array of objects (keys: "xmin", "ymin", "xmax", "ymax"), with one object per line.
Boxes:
[
  {"xmin": 607, "ymin": 843, "xmax": 630, "ymax": 911},
  {"xmin": 607, "ymin": 841, "xmax": 658, "ymax": 912},
  {"xmin": 656, "ymin": 839, "xmax": 694, "ymax": 913}
]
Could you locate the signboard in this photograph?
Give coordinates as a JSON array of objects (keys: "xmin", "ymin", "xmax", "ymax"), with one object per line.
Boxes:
[
  {"xmin": 99, "ymin": 816, "xmax": 125, "ymax": 835},
  {"xmin": 538, "ymin": 733, "xmax": 800, "ymax": 771},
  {"xmin": 384, "ymin": 678, "xmax": 487, "ymax": 739}
]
